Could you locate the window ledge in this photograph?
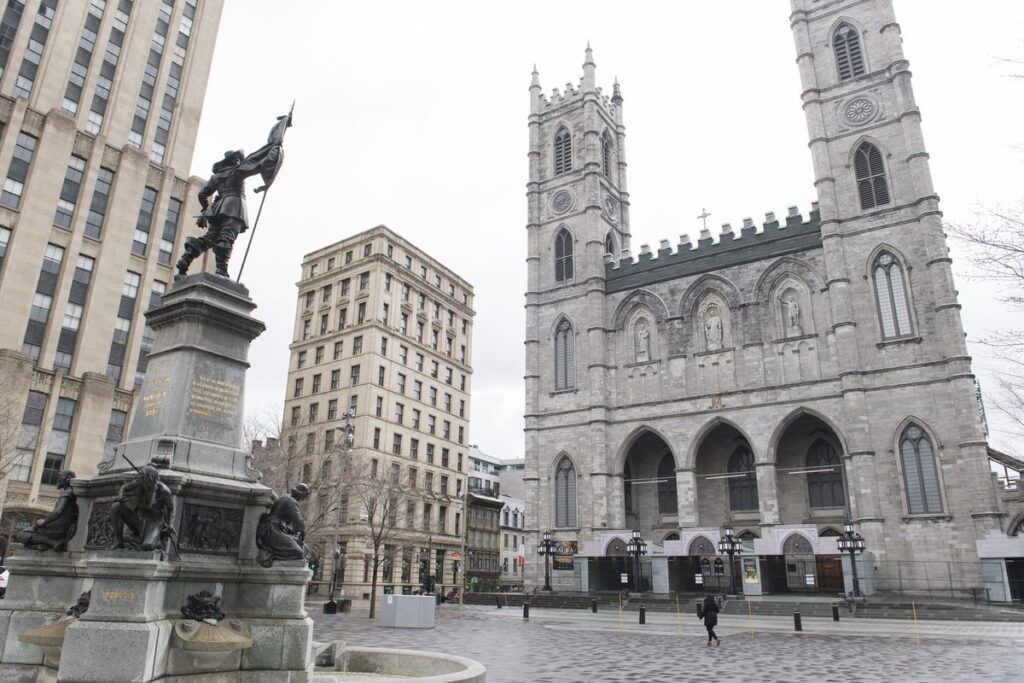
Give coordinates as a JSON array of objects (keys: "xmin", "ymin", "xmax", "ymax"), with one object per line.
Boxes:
[
  {"xmin": 876, "ymin": 336, "xmax": 922, "ymax": 349},
  {"xmin": 550, "ymin": 388, "xmax": 579, "ymax": 396},
  {"xmin": 900, "ymin": 513, "xmax": 952, "ymax": 523}
]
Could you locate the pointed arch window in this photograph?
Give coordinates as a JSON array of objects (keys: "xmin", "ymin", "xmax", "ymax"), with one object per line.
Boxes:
[
  {"xmin": 605, "ymin": 231, "xmax": 616, "ymax": 256},
  {"xmin": 833, "ymin": 23, "xmax": 866, "ymax": 81},
  {"xmin": 554, "ymin": 319, "xmax": 575, "ymax": 391},
  {"xmin": 873, "ymin": 251, "xmax": 913, "ymax": 339},
  {"xmin": 855, "ymin": 142, "xmax": 890, "ymax": 210},
  {"xmin": 623, "ymin": 462, "xmax": 633, "ymax": 513},
  {"xmin": 554, "ymin": 127, "xmax": 572, "ymax": 176},
  {"xmin": 806, "ymin": 439, "xmax": 845, "ymax": 508},
  {"xmin": 657, "ymin": 453, "xmax": 677, "ymax": 514},
  {"xmin": 554, "ymin": 228, "xmax": 574, "ymax": 283},
  {"xmin": 727, "ymin": 445, "xmax": 758, "ymax": 511},
  {"xmin": 602, "ymin": 133, "xmax": 613, "ymax": 178},
  {"xmin": 900, "ymin": 424, "xmax": 943, "ymax": 514},
  {"xmin": 554, "ymin": 456, "xmax": 577, "ymax": 527}
]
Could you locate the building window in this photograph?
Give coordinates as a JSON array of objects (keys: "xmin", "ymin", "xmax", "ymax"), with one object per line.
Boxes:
[
  {"xmin": 833, "ymin": 23, "xmax": 866, "ymax": 81},
  {"xmin": 727, "ymin": 445, "xmax": 758, "ymax": 512},
  {"xmin": 84, "ymin": 167, "xmax": 115, "ymax": 239},
  {"xmin": 854, "ymin": 142, "xmax": 890, "ymax": 210},
  {"xmin": 554, "ymin": 456, "xmax": 577, "ymax": 528},
  {"xmin": 104, "ymin": 407, "xmax": 127, "ymax": 463},
  {"xmin": 605, "ymin": 231, "xmax": 616, "ymax": 256},
  {"xmin": 159, "ymin": 198, "xmax": 182, "ymax": 265},
  {"xmin": 2, "ymin": 132, "xmax": 37, "ymax": 209},
  {"xmin": 554, "ymin": 228, "xmax": 573, "ymax": 283},
  {"xmin": 873, "ymin": 251, "xmax": 913, "ymax": 339},
  {"xmin": 900, "ymin": 424, "xmax": 943, "ymax": 514},
  {"xmin": 553, "ymin": 127, "xmax": 572, "ymax": 175},
  {"xmin": 132, "ymin": 186, "xmax": 158, "ymax": 255},
  {"xmin": 553, "ymin": 319, "xmax": 575, "ymax": 391},
  {"xmin": 806, "ymin": 439, "xmax": 845, "ymax": 508},
  {"xmin": 43, "ymin": 398, "xmax": 77, "ymax": 485},
  {"xmin": 54, "ymin": 156, "xmax": 87, "ymax": 228}
]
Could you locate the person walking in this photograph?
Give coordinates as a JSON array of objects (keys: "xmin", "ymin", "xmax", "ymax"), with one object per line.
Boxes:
[{"xmin": 700, "ymin": 594, "xmax": 721, "ymax": 646}]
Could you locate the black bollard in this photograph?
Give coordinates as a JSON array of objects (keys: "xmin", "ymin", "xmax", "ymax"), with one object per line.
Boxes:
[
  {"xmin": 496, "ymin": 595, "xmax": 502, "ymax": 609},
  {"xmin": 523, "ymin": 601, "xmax": 530, "ymax": 619},
  {"xmin": 832, "ymin": 603, "xmax": 840, "ymax": 622},
  {"xmin": 793, "ymin": 610, "xmax": 802, "ymax": 631},
  {"xmin": 591, "ymin": 598, "xmax": 598, "ymax": 613},
  {"xmin": 639, "ymin": 606, "xmax": 646, "ymax": 624}
]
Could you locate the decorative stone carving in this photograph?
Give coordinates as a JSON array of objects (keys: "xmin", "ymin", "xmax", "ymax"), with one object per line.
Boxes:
[
  {"xmin": 85, "ymin": 499, "xmax": 116, "ymax": 549},
  {"xmin": 550, "ymin": 189, "xmax": 573, "ymax": 215},
  {"xmin": 842, "ymin": 96, "xmax": 877, "ymax": 126},
  {"xmin": 782, "ymin": 294, "xmax": 801, "ymax": 336},
  {"xmin": 181, "ymin": 590, "xmax": 225, "ymax": 624},
  {"xmin": 635, "ymin": 322, "xmax": 650, "ymax": 362},
  {"xmin": 179, "ymin": 503, "xmax": 243, "ymax": 554},
  {"xmin": 255, "ymin": 483, "xmax": 311, "ymax": 567},
  {"xmin": 110, "ymin": 464, "xmax": 174, "ymax": 553},
  {"xmin": 603, "ymin": 194, "xmax": 619, "ymax": 223},
  {"xmin": 14, "ymin": 470, "xmax": 77, "ymax": 551},
  {"xmin": 66, "ymin": 590, "xmax": 91, "ymax": 618}
]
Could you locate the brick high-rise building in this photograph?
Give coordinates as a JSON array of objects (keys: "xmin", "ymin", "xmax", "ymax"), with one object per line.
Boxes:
[
  {"xmin": 280, "ymin": 225, "xmax": 474, "ymax": 599},
  {"xmin": 0, "ymin": 0, "xmax": 224, "ymax": 555}
]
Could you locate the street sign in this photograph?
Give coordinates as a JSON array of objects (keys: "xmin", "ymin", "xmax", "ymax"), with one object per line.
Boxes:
[{"xmin": 620, "ymin": 573, "xmax": 628, "ymax": 584}]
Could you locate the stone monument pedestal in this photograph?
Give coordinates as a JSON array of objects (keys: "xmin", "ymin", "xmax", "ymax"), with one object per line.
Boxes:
[{"xmin": 0, "ymin": 274, "xmax": 314, "ymax": 682}]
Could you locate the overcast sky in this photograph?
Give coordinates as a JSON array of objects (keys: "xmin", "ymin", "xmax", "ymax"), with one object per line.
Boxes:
[{"xmin": 190, "ymin": 1, "xmax": 1024, "ymax": 460}]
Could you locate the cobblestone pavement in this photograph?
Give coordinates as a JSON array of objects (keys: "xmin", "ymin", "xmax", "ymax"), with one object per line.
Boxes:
[{"xmin": 311, "ymin": 603, "xmax": 1022, "ymax": 682}]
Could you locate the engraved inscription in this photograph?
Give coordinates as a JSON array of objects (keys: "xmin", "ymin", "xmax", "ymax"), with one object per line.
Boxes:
[
  {"xmin": 187, "ymin": 375, "xmax": 240, "ymax": 418},
  {"xmin": 143, "ymin": 377, "xmax": 171, "ymax": 417},
  {"xmin": 103, "ymin": 591, "xmax": 137, "ymax": 600}
]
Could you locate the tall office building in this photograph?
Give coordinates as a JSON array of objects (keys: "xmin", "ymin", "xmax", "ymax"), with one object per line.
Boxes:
[
  {"xmin": 0, "ymin": 0, "xmax": 224, "ymax": 554},
  {"xmin": 279, "ymin": 225, "xmax": 474, "ymax": 598}
]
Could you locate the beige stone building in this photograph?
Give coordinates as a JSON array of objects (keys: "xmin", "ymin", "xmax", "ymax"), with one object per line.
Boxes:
[
  {"xmin": 281, "ymin": 225, "xmax": 474, "ymax": 598},
  {"xmin": 0, "ymin": 0, "xmax": 224, "ymax": 555},
  {"xmin": 524, "ymin": 0, "xmax": 1024, "ymax": 600}
]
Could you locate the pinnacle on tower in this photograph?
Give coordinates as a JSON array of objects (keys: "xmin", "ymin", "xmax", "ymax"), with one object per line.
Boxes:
[
  {"xmin": 530, "ymin": 64, "xmax": 540, "ymax": 89},
  {"xmin": 612, "ymin": 76, "xmax": 623, "ymax": 104},
  {"xmin": 582, "ymin": 41, "xmax": 596, "ymax": 90}
]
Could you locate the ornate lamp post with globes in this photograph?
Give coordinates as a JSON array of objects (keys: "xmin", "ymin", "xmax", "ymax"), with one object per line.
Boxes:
[
  {"xmin": 626, "ymin": 529, "xmax": 648, "ymax": 592},
  {"xmin": 717, "ymin": 525, "xmax": 742, "ymax": 596},
  {"xmin": 537, "ymin": 530, "xmax": 555, "ymax": 591},
  {"xmin": 837, "ymin": 521, "xmax": 867, "ymax": 597}
]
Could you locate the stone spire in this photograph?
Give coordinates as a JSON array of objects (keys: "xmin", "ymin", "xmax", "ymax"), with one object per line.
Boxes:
[
  {"xmin": 612, "ymin": 76, "xmax": 623, "ymax": 104},
  {"xmin": 582, "ymin": 42, "xmax": 596, "ymax": 91}
]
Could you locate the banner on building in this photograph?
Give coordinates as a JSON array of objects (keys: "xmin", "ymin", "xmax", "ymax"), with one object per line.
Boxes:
[{"xmin": 552, "ymin": 540, "xmax": 577, "ymax": 570}]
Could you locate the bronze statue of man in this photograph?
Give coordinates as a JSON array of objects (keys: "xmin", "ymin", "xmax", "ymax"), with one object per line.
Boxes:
[
  {"xmin": 110, "ymin": 465, "xmax": 174, "ymax": 553},
  {"xmin": 255, "ymin": 483, "xmax": 310, "ymax": 567},
  {"xmin": 175, "ymin": 109, "xmax": 292, "ymax": 280},
  {"xmin": 15, "ymin": 470, "xmax": 77, "ymax": 551}
]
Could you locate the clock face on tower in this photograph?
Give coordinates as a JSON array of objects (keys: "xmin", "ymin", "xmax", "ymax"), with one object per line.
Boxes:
[
  {"xmin": 550, "ymin": 190, "xmax": 573, "ymax": 215},
  {"xmin": 603, "ymin": 194, "xmax": 619, "ymax": 223}
]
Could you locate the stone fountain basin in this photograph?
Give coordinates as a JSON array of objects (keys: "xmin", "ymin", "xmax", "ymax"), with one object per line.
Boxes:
[{"xmin": 314, "ymin": 642, "xmax": 485, "ymax": 682}]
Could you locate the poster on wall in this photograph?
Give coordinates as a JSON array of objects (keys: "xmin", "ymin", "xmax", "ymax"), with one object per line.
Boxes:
[
  {"xmin": 552, "ymin": 541, "xmax": 578, "ymax": 570},
  {"xmin": 743, "ymin": 558, "xmax": 760, "ymax": 584}
]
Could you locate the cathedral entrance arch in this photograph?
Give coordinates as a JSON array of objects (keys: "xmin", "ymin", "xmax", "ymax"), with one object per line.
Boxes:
[
  {"xmin": 693, "ymin": 421, "xmax": 758, "ymax": 527},
  {"xmin": 622, "ymin": 431, "xmax": 677, "ymax": 538},
  {"xmin": 771, "ymin": 411, "xmax": 848, "ymax": 524}
]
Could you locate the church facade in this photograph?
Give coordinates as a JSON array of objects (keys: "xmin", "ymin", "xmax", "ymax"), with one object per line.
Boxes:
[{"xmin": 523, "ymin": 0, "xmax": 1023, "ymax": 599}]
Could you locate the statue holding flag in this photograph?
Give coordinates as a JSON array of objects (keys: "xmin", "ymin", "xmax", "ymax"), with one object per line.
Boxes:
[{"xmin": 176, "ymin": 106, "xmax": 293, "ymax": 280}]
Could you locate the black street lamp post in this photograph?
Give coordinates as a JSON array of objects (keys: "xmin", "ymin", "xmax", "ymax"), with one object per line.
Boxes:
[
  {"xmin": 837, "ymin": 521, "xmax": 867, "ymax": 597},
  {"xmin": 717, "ymin": 526, "xmax": 742, "ymax": 596},
  {"xmin": 324, "ymin": 408, "xmax": 356, "ymax": 614},
  {"xmin": 625, "ymin": 529, "xmax": 648, "ymax": 593},
  {"xmin": 537, "ymin": 530, "xmax": 555, "ymax": 591}
]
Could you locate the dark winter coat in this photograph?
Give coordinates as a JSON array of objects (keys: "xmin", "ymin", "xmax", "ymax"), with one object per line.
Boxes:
[{"xmin": 701, "ymin": 597, "xmax": 719, "ymax": 627}]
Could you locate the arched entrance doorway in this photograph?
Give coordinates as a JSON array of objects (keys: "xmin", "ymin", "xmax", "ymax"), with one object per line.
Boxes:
[
  {"xmin": 774, "ymin": 413, "xmax": 847, "ymax": 524},
  {"xmin": 622, "ymin": 432, "xmax": 677, "ymax": 538},
  {"xmin": 589, "ymin": 537, "xmax": 644, "ymax": 592},
  {"xmin": 694, "ymin": 422, "xmax": 758, "ymax": 527}
]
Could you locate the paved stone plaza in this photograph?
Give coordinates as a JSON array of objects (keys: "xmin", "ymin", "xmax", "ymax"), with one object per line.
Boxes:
[{"xmin": 311, "ymin": 603, "xmax": 1023, "ymax": 682}]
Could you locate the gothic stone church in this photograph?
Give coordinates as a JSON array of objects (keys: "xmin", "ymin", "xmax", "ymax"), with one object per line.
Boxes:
[{"xmin": 523, "ymin": 0, "xmax": 1024, "ymax": 599}]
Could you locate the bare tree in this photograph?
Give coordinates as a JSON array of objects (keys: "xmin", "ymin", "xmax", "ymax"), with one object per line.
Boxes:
[
  {"xmin": 0, "ymin": 380, "xmax": 29, "ymax": 484},
  {"xmin": 340, "ymin": 457, "xmax": 409, "ymax": 618},
  {"xmin": 948, "ymin": 207, "xmax": 1024, "ymax": 439}
]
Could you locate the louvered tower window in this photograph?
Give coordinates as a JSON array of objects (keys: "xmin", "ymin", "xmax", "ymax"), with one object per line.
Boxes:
[
  {"xmin": 553, "ymin": 127, "xmax": 572, "ymax": 175},
  {"xmin": 833, "ymin": 23, "xmax": 865, "ymax": 81},
  {"xmin": 602, "ymin": 133, "xmax": 613, "ymax": 178},
  {"xmin": 900, "ymin": 425, "xmax": 943, "ymax": 514},
  {"xmin": 872, "ymin": 251, "xmax": 913, "ymax": 339},
  {"xmin": 554, "ymin": 319, "xmax": 575, "ymax": 391},
  {"xmin": 727, "ymin": 445, "xmax": 758, "ymax": 511},
  {"xmin": 855, "ymin": 142, "xmax": 890, "ymax": 210},
  {"xmin": 554, "ymin": 456, "xmax": 577, "ymax": 527},
  {"xmin": 554, "ymin": 228, "xmax": 573, "ymax": 283}
]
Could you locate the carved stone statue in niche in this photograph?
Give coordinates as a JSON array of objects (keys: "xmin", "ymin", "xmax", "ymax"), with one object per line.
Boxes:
[
  {"xmin": 15, "ymin": 470, "xmax": 77, "ymax": 551},
  {"xmin": 703, "ymin": 305, "xmax": 723, "ymax": 351},
  {"xmin": 782, "ymin": 294, "xmax": 802, "ymax": 336},
  {"xmin": 635, "ymin": 322, "xmax": 650, "ymax": 362},
  {"xmin": 255, "ymin": 483, "xmax": 311, "ymax": 567}
]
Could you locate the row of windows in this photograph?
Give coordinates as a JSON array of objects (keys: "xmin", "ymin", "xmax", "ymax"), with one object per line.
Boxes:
[
  {"xmin": 295, "ymin": 339, "xmax": 468, "ymax": 393},
  {"xmin": 551, "ymin": 423, "xmax": 946, "ymax": 528},
  {"xmin": 305, "ymin": 240, "xmax": 471, "ymax": 307}
]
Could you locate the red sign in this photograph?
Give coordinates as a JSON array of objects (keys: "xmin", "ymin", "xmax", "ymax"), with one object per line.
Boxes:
[
  {"xmin": 451, "ymin": 551, "xmax": 462, "ymax": 559},
  {"xmin": 519, "ymin": 556, "xmax": 525, "ymax": 567}
]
